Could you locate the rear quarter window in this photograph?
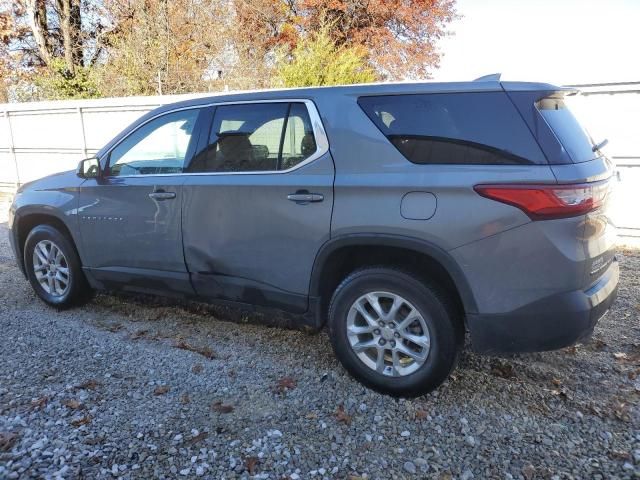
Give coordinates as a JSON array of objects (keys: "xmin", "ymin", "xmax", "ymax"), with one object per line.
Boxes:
[
  {"xmin": 358, "ymin": 92, "xmax": 547, "ymax": 165},
  {"xmin": 536, "ymin": 94, "xmax": 597, "ymax": 163}
]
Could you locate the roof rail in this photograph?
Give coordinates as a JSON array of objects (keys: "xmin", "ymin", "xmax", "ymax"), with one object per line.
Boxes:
[{"xmin": 474, "ymin": 73, "xmax": 501, "ymax": 82}]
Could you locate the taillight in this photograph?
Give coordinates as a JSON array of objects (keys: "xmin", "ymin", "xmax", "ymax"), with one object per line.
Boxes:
[{"xmin": 474, "ymin": 180, "xmax": 610, "ymax": 220}]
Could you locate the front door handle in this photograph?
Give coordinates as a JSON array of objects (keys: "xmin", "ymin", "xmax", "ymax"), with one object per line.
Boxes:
[
  {"xmin": 149, "ymin": 191, "xmax": 176, "ymax": 200},
  {"xmin": 287, "ymin": 191, "xmax": 324, "ymax": 204}
]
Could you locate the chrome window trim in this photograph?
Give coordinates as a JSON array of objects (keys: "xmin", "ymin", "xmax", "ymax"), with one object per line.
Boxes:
[{"xmin": 102, "ymin": 99, "xmax": 329, "ymax": 178}]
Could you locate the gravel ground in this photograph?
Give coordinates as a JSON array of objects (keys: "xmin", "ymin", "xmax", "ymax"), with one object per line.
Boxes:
[{"xmin": 0, "ymin": 194, "xmax": 639, "ymax": 480}]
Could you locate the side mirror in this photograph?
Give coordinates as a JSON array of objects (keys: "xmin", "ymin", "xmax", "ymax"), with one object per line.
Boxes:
[{"xmin": 77, "ymin": 157, "xmax": 101, "ymax": 179}]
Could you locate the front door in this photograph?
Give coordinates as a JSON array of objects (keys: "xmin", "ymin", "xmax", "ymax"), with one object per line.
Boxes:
[
  {"xmin": 78, "ymin": 108, "xmax": 203, "ymax": 295},
  {"xmin": 182, "ymin": 101, "xmax": 334, "ymax": 312}
]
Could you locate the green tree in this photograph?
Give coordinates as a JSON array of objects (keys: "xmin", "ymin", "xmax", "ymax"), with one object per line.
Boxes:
[
  {"xmin": 275, "ymin": 28, "xmax": 377, "ymax": 88},
  {"xmin": 35, "ymin": 58, "xmax": 100, "ymax": 99}
]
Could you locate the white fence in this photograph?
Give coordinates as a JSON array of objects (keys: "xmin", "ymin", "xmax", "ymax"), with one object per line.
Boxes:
[
  {"xmin": 0, "ymin": 85, "xmax": 638, "ymax": 236},
  {"xmin": 0, "ymin": 93, "xmax": 208, "ymax": 188}
]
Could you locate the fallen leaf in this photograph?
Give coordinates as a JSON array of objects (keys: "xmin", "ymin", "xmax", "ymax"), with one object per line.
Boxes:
[
  {"xmin": 415, "ymin": 408, "xmax": 428, "ymax": 420},
  {"xmin": 211, "ymin": 401, "xmax": 234, "ymax": 413},
  {"xmin": 187, "ymin": 431, "xmax": 208, "ymax": 445},
  {"xmin": 490, "ymin": 361, "xmax": 516, "ymax": 379},
  {"xmin": 245, "ymin": 456, "xmax": 259, "ymax": 474},
  {"xmin": 614, "ymin": 351, "xmax": 640, "ymax": 365},
  {"xmin": 551, "ymin": 388, "xmax": 568, "ymax": 400},
  {"xmin": 62, "ymin": 399, "xmax": 82, "ymax": 410},
  {"xmin": 106, "ymin": 323, "xmax": 123, "ymax": 333},
  {"xmin": 612, "ymin": 400, "xmax": 631, "ymax": 422},
  {"xmin": 591, "ymin": 338, "xmax": 607, "ymax": 350},
  {"xmin": 154, "ymin": 385, "xmax": 170, "ymax": 396},
  {"xmin": 174, "ymin": 340, "xmax": 217, "ymax": 360},
  {"xmin": 335, "ymin": 404, "xmax": 352, "ymax": 426},
  {"xmin": 130, "ymin": 329, "xmax": 149, "ymax": 340},
  {"xmin": 609, "ymin": 450, "xmax": 631, "ymax": 460},
  {"xmin": 522, "ymin": 464, "xmax": 536, "ymax": 480},
  {"xmin": 564, "ymin": 345, "xmax": 578, "ymax": 355},
  {"xmin": 71, "ymin": 415, "xmax": 92, "ymax": 427},
  {"xmin": 180, "ymin": 393, "xmax": 191, "ymax": 404},
  {"xmin": 552, "ymin": 378, "xmax": 562, "ymax": 386},
  {"xmin": 305, "ymin": 412, "xmax": 318, "ymax": 420},
  {"xmin": 83, "ymin": 436, "xmax": 104, "ymax": 446},
  {"xmin": 191, "ymin": 363, "xmax": 204, "ymax": 374},
  {"xmin": 31, "ymin": 396, "xmax": 49, "ymax": 410},
  {"xmin": 273, "ymin": 376, "xmax": 297, "ymax": 393},
  {"xmin": 74, "ymin": 379, "xmax": 101, "ymax": 391},
  {"xmin": 0, "ymin": 432, "xmax": 18, "ymax": 452}
]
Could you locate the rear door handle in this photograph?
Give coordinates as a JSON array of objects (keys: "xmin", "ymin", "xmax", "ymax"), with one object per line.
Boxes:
[
  {"xmin": 149, "ymin": 191, "xmax": 176, "ymax": 200},
  {"xmin": 287, "ymin": 192, "xmax": 324, "ymax": 204}
]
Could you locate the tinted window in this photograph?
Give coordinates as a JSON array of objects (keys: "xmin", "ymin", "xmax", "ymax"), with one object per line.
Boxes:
[
  {"xmin": 108, "ymin": 109, "xmax": 199, "ymax": 176},
  {"xmin": 281, "ymin": 103, "xmax": 317, "ymax": 170},
  {"xmin": 358, "ymin": 92, "xmax": 546, "ymax": 165},
  {"xmin": 536, "ymin": 94, "xmax": 596, "ymax": 163},
  {"xmin": 189, "ymin": 102, "xmax": 317, "ymax": 173}
]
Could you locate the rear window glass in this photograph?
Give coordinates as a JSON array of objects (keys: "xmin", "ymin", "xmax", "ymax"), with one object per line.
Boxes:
[
  {"xmin": 358, "ymin": 92, "xmax": 546, "ymax": 165},
  {"xmin": 536, "ymin": 94, "xmax": 597, "ymax": 163}
]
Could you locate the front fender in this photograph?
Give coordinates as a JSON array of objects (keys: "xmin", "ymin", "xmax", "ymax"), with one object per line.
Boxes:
[{"xmin": 10, "ymin": 185, "xmax": 81, "ymax": 273}]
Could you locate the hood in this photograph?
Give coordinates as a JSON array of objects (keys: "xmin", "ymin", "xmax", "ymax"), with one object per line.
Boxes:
[{"xmin": 18, "ymin": 169, "xmax": 84, "ymax": 194}]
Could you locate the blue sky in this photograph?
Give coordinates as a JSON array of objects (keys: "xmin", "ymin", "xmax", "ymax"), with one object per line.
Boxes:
[{"xmin": 432, "ymin": 0, "xmax": 640, "ymax": 84}]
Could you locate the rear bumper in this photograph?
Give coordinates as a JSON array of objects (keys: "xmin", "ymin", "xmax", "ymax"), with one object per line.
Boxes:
[{"xmin": 468, "ymin": 259, "xmax": 619, "ymax": 354}]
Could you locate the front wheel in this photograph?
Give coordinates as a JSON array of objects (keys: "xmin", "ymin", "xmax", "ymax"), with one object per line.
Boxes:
[
  {"xmin": 328, "ymin": 267, "xmax": 462, "ymax": 397},
  {"xmin": 23, "ymin": 224, "xmax": 92, "ymax": 308}
]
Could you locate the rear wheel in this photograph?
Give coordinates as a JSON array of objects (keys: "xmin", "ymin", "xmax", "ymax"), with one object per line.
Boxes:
[
  {"xmin": 328, "ymin": 267, "xmax": 462, "ymax": 397},
  {"xmin": 23, "ymin": 224, "xmax": 92, "ymax": 308}
]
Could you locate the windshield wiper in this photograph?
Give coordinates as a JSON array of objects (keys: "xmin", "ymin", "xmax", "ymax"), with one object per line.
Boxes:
[{"xmin": 592, "ymin": 138, "xmax": 608, "ymax": 152}]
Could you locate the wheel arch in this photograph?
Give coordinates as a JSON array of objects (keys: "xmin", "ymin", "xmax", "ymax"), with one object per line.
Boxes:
[
  {"xmin": 13, "ymin": 209, "xmax": 78, "ymax": 275},
  {"xmin": 308, "ymin": 234, "xmax": 478, "ymax": 327}
]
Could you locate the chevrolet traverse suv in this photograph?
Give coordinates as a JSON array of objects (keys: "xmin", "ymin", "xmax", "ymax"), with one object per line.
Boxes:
[{"xmin": 9, "ymin": 78, "xmax": 618, "ymax": 396}]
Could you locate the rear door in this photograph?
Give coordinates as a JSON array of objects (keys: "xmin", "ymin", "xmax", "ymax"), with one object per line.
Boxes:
[
  {"xmin": 182, "ymin": 100, "xmax": 333, "ymax": 312},
  {"xmin": 78, "ymin": 108, "xmax": 204, "ymax": 294}
]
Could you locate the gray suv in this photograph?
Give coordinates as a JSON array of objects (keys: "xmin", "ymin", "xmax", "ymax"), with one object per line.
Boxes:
[{"xmin": 8, "ymin": 79, "xmax": 619, "ymax": 396}]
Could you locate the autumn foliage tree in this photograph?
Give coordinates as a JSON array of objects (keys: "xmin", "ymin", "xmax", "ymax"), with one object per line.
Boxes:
[
  {"xmin": 0, "ymin": 0, "xmax": 457, "ymax": 101},
  {"xmin": 0, "ymin": 0, "xmax": 108, "ymax": 99},
  {"xmin": 238, "ymin": 0, "xmax": 457, "ymax": 80},
  {"xmin": 275, "ymin": 26, "xmax": 377, "ymax": 87},
  {"xmin": 96, "ymin": 0, "xmax": 228, "ymax": 96}
]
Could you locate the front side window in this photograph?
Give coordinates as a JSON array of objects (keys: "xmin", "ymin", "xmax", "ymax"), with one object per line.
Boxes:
[
  {"xmin": 358, "ymin": 92, "xmax": 547, "ymax": 165},
  {"xmin": 108, "ymin": 109, "xmax": 200, "ymax": 176},
  {"xmin": 188, "ymin": 102, "xmax": 317, "ymax": 173}
]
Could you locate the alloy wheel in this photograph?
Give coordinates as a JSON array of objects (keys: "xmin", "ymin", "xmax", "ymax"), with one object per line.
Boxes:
[
  {"xmin": 346, "ymin": 291, "xmax": 431, "ymax": 377},
  {"xmin": 32, "ymin": 240, "xmax": 70, "ymax": 297}
]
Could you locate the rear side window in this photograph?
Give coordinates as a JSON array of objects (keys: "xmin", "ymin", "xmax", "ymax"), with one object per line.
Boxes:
[
  {"xmin": 188, "ymin": 102, "xmax": 317, "ymax": 173},
  {"xmin": 536, "ymin": 94, "xmax": 596, "ymax": 163},
  {"xmin": 358, "ymin": 92, "xmax": 546, "ymax": 165}
]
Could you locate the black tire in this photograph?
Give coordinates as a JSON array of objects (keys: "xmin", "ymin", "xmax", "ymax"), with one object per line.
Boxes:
[
  {"xmin": 23, "ymin": 224, "xmax": 92, "ymax": 308},
  {"xmin": 328, "ymin": 267, "xmax": 463, "ymax": 397}
]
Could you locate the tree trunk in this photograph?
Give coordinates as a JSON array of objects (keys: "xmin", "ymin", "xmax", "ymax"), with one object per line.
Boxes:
[
  {"xmin": 69, "ymin": 0, "xmax": 82, "ymax": 66},
  {"xmin": 56, "ymin": 0, "xmax": 80, "ymax": 74},
  {"xmin": 26, "ymin": 0, "xmax": 52, "ymax": 66}
]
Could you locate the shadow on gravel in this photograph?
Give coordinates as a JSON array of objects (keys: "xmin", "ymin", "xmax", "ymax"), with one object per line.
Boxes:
[{"xmin": 92, "ymin": 290, "xmax": 316, "ymax": 333}]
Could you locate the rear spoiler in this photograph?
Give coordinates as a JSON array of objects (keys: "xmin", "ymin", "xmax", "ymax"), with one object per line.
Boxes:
[{"xmin": 473, "ymin": 74, "xmax": 580, "ymax": 95}]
